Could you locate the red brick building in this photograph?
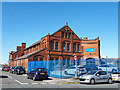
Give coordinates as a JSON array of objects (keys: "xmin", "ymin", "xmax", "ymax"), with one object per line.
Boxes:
[{"xmin": 9, "ymin": 23, "xmax": 100, "ymax": 71}]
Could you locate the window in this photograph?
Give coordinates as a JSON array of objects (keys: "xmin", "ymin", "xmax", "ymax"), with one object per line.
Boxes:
[
  {"xmin": 62, "ymin": 32, "xmax": 64, "ymax": 38},
  {"xmin": 101, "ymin": 71, "xmax": 107, "ymax": 75},
  {"xmin": 65, "ymin": 33, "xmax": 67, "ymax": 38},
  {"xmin": 96, "ymin": 71, "xmax": 102, "ymax": 75},
  {"xmin": 51, "ymin": 41, "xmax": 54, "ymax": 50},
  {"xmin": 34, "ymin": 56, "xmax": 38, "ymax": 61},
  {"xmin": 45, "ymin": 42, "xmax": 46, "ymax": 48},
  {"xmin": 67, "ymin": 43, "xmax": 70, "ymax": 51},
  {"xmin": 77, "ymin": 44, "xmax": 79, "ymax": 51},
  {"xmin": 73, "ymin": 43, "xmax": 76, "ymax": 51},
  {"xmin": 15, "ymin": 54, "xmax": 18, "ymax": 58},
  {"xmin": 55, "ymin": 42, "xmax": 58, "ymax": 50},
  {"xmin": 63, "ymin": 43, "xmax": 66, "ymax": 51},
  {"xmin": 68, "ymin": 33, "xmax": 70, "ymax": 38},
  {"xmin": 39, "ymin": 57, "xmax": 43, "ymax": 61}
]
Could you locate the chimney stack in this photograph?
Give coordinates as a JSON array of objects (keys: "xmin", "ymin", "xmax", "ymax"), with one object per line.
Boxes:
[
  {"xmin": 84, "ymin": 37, "xmax": 88, "ymax": 40},
  {"xmin": 22, "ymin": 43, "xmax": 26, "ymax": 48},
  {"xmin": 17, "ymin": 46, "xmax": 21, "ymax": 51}
]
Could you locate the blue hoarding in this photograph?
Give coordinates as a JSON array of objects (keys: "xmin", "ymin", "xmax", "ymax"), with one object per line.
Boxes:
[{"xmin": 85, "ymin": 48, "xmax": 95, "ymax": 52}]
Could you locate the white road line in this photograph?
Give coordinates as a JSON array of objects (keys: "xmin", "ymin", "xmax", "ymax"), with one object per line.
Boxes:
[
  {"xmin": 50, "ymin": 83, "xmax": 55, "ymax": 84},
  {"xmin": 40, "ymin": 83, "xmax": 47, "ymax": 84},
  {"xmin": 15, "ymin": 79, "xmax": 28, "ymax": 85},
  {"xmin": 7, "ymin": 75, "xmax": 12, "ymax": 78},
  {"xmin": 31, "ymin": 83, "xmax": 38, "ymax": 84},
  {"xmin": 2, "ymin": 73, "xmax": 12, "ymax": 78}
]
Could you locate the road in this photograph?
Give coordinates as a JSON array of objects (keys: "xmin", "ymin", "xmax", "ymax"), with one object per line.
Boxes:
[{"xmin": 0, "ymin": 71, "xmax": 120, "ymax": 89}]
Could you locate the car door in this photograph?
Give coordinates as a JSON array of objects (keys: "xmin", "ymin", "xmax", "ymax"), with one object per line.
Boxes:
[
  {"xmin": 29, "ymin": 69, "xmax": 36, "ymax": 78},
  {"xmin": 95, "ymin": 71, "xmax": 103, "ymax": 82},
  {"xmin": 101, "ymin": 71, "xmax": 108, "ymax": 82}
]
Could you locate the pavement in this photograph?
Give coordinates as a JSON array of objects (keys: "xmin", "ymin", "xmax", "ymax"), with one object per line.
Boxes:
[{"xmin": 0, "ymin": 71, "xmax": 120, "ymax": 89}]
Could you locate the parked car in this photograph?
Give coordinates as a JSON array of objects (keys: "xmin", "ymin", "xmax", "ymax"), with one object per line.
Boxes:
[
  {"xmin": 111, "ymin": 72, "xmax": 120, "ymax": 81},
  {"xmin": 4, "ymin": 67, "xmax": 10, "ymax": 72},
  {"xmin": 9, "ymin": 66, "xmax": 16, "ymax": 73},
  {"xmin": 83, "ymin": 65, "xmax": 98, "ymax": 72},
  {"xmin": 2, "ymin": 67, "xmax": 6, "ymax": 71},
  {"xmin": 27, "ymin": 68, "xmax": 48, "ymax": 81},
  {"xmin": 64, "ymin": 66, "xmax": 87, "ymax": 75},
  {"xmin": 13, "ymin": 66, "xmax": 26, "ymax": 75},
  {"xmin": 79, "ymin": 70, "xmax": 112, "ymax": 84},
  {"xmin": 98, "ymin": 64, "xmax": 118, "ymax": 73}
]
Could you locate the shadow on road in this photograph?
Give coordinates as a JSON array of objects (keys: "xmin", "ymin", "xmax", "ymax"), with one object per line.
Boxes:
[
  {"xmin": 80, "ymin": 82, "xmax": 115, "ymax": 85},
  {"xmin": 0, "ymin": 75, "xmax": 8, "ymax": 78},
  {"xmin": 113, "ymin": 81, "xmax": 120, "ymax": 83}
]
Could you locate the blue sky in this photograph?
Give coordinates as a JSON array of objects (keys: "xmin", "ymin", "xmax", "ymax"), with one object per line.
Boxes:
[{"xmin": 2, "ymin": 2, "xmax": 118, "ymax": 64}]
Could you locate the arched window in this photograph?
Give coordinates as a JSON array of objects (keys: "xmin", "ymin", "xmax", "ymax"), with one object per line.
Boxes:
[
  {"xmin": 67, "ymin": 43, "xmax": 70, "ymax": 51},
  {"xmin": 55, "ymin": 42, "xmax": 58, "ymax": 50},
  {"xmin": 62, "ymin": 32, "xmax": 64, "ymax": 38},
  {"xmin": 39, "ymin": 57, "xmax": 43, "ymax": 61},
  {"xmin": 63, "ymin": 43, "xmax": 66, "ymax": 51},
  {"xmin": 65, "ymin": 33, "xmax": 67, "ymax": 38},
  {"xmin": 51, "ymin": 41, "xmax": 54, "ymax": 50},
  {"xmin": 77, "ymin": 44, "xmax": 79, "ymax": 51},
  {"xmin": 33, "ymin": 56, "xmax": 38, "ymax": 61},
  {"xmin": 68, "ymin": 33, "xmax": 70, "ymax": 38},
  {"xmin": 73, "ymin": 43, "xmax": 76, "ymax": 51}
]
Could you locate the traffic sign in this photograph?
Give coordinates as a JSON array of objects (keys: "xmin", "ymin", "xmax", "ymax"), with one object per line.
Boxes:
[{"xmin": 74, "ymin": 55, "xmax": 77, "ymax": 60}]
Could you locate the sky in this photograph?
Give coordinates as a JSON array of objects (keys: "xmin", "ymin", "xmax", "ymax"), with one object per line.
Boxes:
[{"xmin": 2, "ymin": 2, "xmax": 118, "ymax": 64}]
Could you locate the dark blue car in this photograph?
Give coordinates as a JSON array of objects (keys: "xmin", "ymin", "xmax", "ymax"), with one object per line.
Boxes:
[{"xmin": 27, "ymin": 68, "xmax": 48, "ymax": 81}]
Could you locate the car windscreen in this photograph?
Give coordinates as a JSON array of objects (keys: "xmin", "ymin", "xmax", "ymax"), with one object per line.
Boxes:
[
  {"xmin": 5, "ymin": 67, "xmax": 10, "ymax": 68},
  {"xmin": 87, "ymin": 71, "xmax": 97, "ymax": 75},
  {"xmin": 17, "ymin": 66, "xmax": 24, "ymax": 69},
  {"xmin": 37, "ymin": 68, "xmax": 47, "ymax": 72}
]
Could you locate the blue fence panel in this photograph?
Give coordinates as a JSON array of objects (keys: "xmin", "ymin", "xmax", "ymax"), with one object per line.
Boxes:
[{"xmin": 28, "ymin": 59, "xmax": 120, "ymax": 79}]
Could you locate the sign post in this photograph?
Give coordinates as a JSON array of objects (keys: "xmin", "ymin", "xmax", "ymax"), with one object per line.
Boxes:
[{"xmin": 73, "ymin": 54, "xmax": 77, "ymax": 78}]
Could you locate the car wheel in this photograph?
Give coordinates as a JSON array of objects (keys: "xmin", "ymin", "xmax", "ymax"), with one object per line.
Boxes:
[
  {"xmin": 33, "ymin": 75, "xmax": 36, "ymax": 81},
  {"xmin": 108, "ymin": 78, "xmax": 112, "ymax": 84},
  {"xmin": 90, "ymin": 79, "xmax": 95, "ymax": 84},
  {"xmin": 64, "ymin": 71, "xmax": 68, "ymax": 75},
  {"xmin": 27, "ymin": 76, "xmax": 30, "ymax": 79}
]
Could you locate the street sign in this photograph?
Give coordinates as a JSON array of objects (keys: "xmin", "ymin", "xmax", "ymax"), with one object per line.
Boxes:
[{"xmin": 74, "ymin": 55, "xmax": 77, "ymax": 61}]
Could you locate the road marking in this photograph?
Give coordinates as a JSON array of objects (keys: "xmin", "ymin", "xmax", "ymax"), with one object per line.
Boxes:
[
  {"xmin": 40, "ymin": 82, "xmax": 47, "ymax": 84},
  {"xmin": 2, "ymin": 73, "xmax": 12, "ymax": 78},
  {"xmin": 31, "ymin": 83, "xmax": 38, "ymax": 84},
  {"xmin": 15, "ymin": 79, "xmax": 28, "ymax": 85},
  {"xmin": 50, "ymin": 83, "xmax": 55, "ymax": 84},
  {"xmin": 7, "ymin": 75, "xmax": 12, "ymax": 78}
]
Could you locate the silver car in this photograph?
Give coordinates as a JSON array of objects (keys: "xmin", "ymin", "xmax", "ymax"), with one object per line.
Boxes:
[{"xmin": 79, "ymin": 70, "xmax": 112, "ymax": 84}]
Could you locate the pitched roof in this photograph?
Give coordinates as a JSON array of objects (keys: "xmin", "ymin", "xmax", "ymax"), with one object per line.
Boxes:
[
  {"xmin": 51, "ymin": 25, "xmax": 80, "ymax": 40},
  {"xmin": 14, "ymin": 48, "xmax": 47, "ymax": 60}
]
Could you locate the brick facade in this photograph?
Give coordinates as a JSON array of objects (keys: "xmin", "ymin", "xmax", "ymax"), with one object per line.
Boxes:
[{"xmin": 9, "ymin": 23, "xmax": 100, "ymax": 71}]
